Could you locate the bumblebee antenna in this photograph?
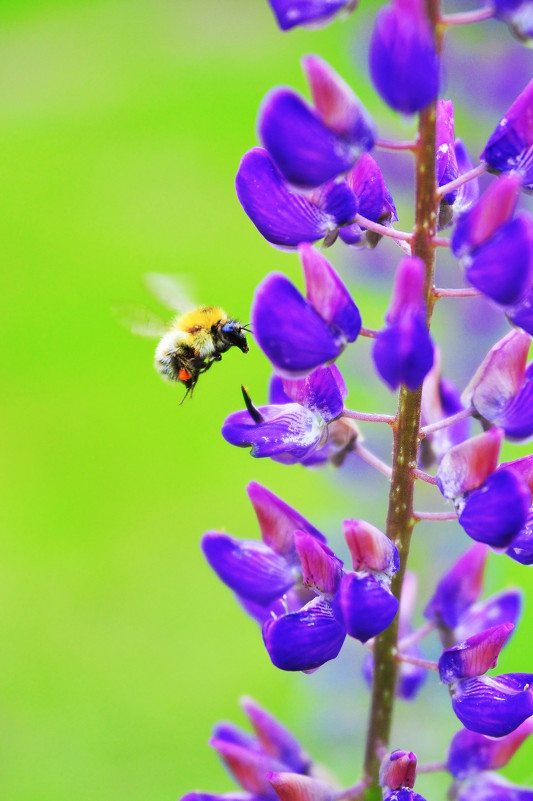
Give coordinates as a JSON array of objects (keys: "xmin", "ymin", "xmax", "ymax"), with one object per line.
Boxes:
[
  {"xmin": 241, "ymin": 385, "xmax": 264, "ymax": 424},
  {"xmin": 242, "ymin": 323, "xmax": 253, "ymax": 334}
]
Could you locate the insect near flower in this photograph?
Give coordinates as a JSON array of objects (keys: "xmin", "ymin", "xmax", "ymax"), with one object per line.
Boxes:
[{"xmin": 126, "ymin": 274, "xmax": 250, "ymax": 401}]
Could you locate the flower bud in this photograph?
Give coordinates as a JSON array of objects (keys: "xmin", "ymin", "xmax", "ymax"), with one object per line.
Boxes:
[
  {"xmin": 379, "ymin": 750, "xmax": 417, "ymax": 790},
  {"xmin": 373, "ymin": 257, "xmax": 434, "ymax": 391},
  {"xmin": 369, "ymin": 0, "xmax": 440, "ymax": 114},
  {"xmin": 267, "ymin": 772, "xmax": 336, "ymax": 801}
]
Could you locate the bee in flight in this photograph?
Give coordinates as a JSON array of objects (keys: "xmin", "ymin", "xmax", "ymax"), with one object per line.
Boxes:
[{"xmin": 127, "ymin": 274, "xmax": 250, "ymax": 401}]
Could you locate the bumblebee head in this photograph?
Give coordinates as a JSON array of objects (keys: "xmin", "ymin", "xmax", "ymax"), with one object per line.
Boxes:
[{"xmin": 218, "ymin": 320, "xmax": 250, "ymax": 353}]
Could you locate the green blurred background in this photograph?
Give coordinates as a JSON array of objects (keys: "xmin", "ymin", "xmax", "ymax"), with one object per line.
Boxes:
[{"xmin": 2, "ymin": 1, "xmax": 532, "ymax": 799}]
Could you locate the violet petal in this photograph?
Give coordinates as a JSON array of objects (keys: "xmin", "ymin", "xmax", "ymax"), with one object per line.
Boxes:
[
  {"xmin": 507, "ymin": 509, "xmax": 533, "ymax": 565},
  {"xmin": 451, "ymin": 673, "xmax": 533, "ymax": 737},
  {"xmin": 333, "ymin": 572, "xmax": 399, "ymax": 643},
  {"xmin": 424, "ymin": 543, "xmax": 488, "ymax": 630},
  {"xmin": 236, "ymin": 148, "xmax": 332, "ymax": 248},
  {"xmin": 240, "ymin": 697, "xmax": 312, "ymax": 774},
  {"xmin": 459, "ymin": 467, "xmax": 531, "ymax": 548},
  {"xmin": 259, "ymin": 89, "xmax": 361, "ymax": 188},
  {"xmin": 464, "ymin": 213, "xmax": 533, "ymax": 305},
  {"xmin": 481, "ymin": 79, "xmax": 533, "ymax": 191},
  {"xmin": 262, "ymin": 596, "xmax": 346, "ymax": 671},
  {"xmin": 373, "ymin": 311, "xmax": 434, "ymax": 391},
  {"xmin": 202, "ymin": 533, "xmax": 296, "ymax": 605},
  {"xmin": 252, "ymin": 273, "xmax": 346, "ymax": 377},
  {"xmin": 282, "ymin": 365, "xmax": 346, "ymax": 422},
  {"xmin": 267, "ymin": 0, "xmax": 349, "ymax": 31}
]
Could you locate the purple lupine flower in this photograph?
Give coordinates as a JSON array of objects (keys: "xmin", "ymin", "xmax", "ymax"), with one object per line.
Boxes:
[
  {"xmin": 424, "ymin": 543, "xmax": 488, "ymax": 631},
  {"xmin": 372, "ymin": 256, "xmax": 434, "ymax": 391},
  {"xmin": 447, "ymin": 718, "xmax": 533, "ymax": 780},
  {"xmin": 420, "ymin": 351, "xmax": 470, "ymax": 467},
  {"xmin": 338, "ymin": 153, "xmax": 398, "ymax": 247},
  {"xmin": 456, "ymin": 772, "xmax": 533, "ymax": 801},
  {"xmin": 181, "ymin": 698, "xmax": 315, "ymax": 801},
  {"xmin": 463, "ymin": 212, "xmax": 533, "ymax": 307},
  {"xmin": 383, "ymin": 793, "xmax": 427, "ymax": 801},
  {"xmin": 451, "ymin": 174, "xmax": 521, "ymax": 259},
  {"xmin": 457, "ymin": 463, "xmax": 532, "ymax": 547},
  {"xmin": 462, "ymin": 330, "xmax": 533, "ymax": 440},
  {"xmin": 481, "ymin": 79, "xmax": 533, "ymax": 191},
  {"xmin": 235, "ymin": 148, "xmax": 357, "ymax": 249},
  {"xmin": 436, "ymin": 428, "xmax": 533, "ymax": 549},
  {"xmin": 252, "ymin": 244, "xmax": 361, "ymax": 378},
  {"xmin": 439, "ymin": 623, "xmax": 533, "ymax": 737},
  {"xmin": 202, "ymin": 482, "xmax": 346, "ymax": 671},
  {"xmin": 369, "ymin": 0, "xmax": 440, "ymax": 114},
  {"xmin": 259, "ymin": 56, "xmax": 375, "ymax": 189},
  {"xmin": 222, "ymin": 366, "xmax": 354, "ymax": 466},
  {"xmin": 332, "ymin": 520, "xmax": 400, "ymax": 643},
  {"xmin": 266, "ymin": 0, "xmax": 356, "ymax": 32}
]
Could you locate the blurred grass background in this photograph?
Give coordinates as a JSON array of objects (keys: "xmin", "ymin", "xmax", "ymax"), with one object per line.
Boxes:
[{"xmin": 1, "ymin": 0, "xmax": 532, "ymax": 799}]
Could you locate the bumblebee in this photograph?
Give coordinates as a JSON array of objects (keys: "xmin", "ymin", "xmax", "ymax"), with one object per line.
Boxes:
[
  {"xmin": 126, "ymin": 274, "xmax": 249, "ymax": 400},
  {"xmin": 155, "ymin": 305, "xmax": 249, "ymax": 395}
]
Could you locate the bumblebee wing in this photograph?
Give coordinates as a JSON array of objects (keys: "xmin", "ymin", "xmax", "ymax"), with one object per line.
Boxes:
[
  {"xmin": 144, "ymin": 273, "xmax": 197, "ymax": 314},
  {"xmin": 115, "ymin": 304, "xmax": 168, "ymax": 338}
]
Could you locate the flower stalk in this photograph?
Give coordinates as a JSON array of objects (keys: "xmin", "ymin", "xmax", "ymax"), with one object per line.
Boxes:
[{"xmin": 362, "ymin": 5, "xmax": 440, "ymax": 793}]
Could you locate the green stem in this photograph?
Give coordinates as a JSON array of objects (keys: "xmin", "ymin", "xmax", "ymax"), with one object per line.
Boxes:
[{"xmin": 362, "ymin": 7, "xmax": 440, "ymax": 798}]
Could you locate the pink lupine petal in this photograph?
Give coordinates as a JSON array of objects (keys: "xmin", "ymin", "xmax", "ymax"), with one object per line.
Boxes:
[{"xmin": 436, "ymin": 428, "xmax": 503, "ymax": 499}]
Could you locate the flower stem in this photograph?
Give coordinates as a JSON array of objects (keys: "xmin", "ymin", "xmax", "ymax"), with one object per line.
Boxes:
[
  {"xmin": 343, "ymin": 409, "xmax": 396, "ymax": 425},
  {"xmin": 413, "ymin": 510, "xmax": 457, "ymax": 521},
  {"xmin": 440, "ymin": 6, "xmax": 494, "ymax": 26},
  {"xmin": 417, "ymin": 761, "xmax": 448, "ymax": 774},
  {"xmin": 353, "ymin": 214, "xmax": 413, "ymax": 242},
  {"xmin": 420, "ymin": 406, "xmax": 473, "ymax": 435},
  {"xmin": 362, "ymin": 21, "xmax": 439, "ymax": 797},
  {"xmin": 412, "ymin": 468, "xmax": 437, "ymax": 485},
  {"xmin": 354, "ymin": 443, "xmax": 393, "ymax": 479},
  {"xmin": 394, "ymin": 651, "xmax": 439, "ymax": 671},
  {"xmin": 375, "ymin": 137, "xmax": 419, "ymax": 152},
  {"xmin": 437, "ymin": 162, "xmax": 487, "ymax": 197},
  {"xmin": 433, "ymin": 286, "xmax": 481, "ymax": 299}
]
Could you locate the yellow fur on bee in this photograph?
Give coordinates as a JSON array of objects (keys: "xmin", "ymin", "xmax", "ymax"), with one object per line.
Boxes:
[{"xmin": 171, "ymin": 306, "xmax": 227, "ymax": 334}]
